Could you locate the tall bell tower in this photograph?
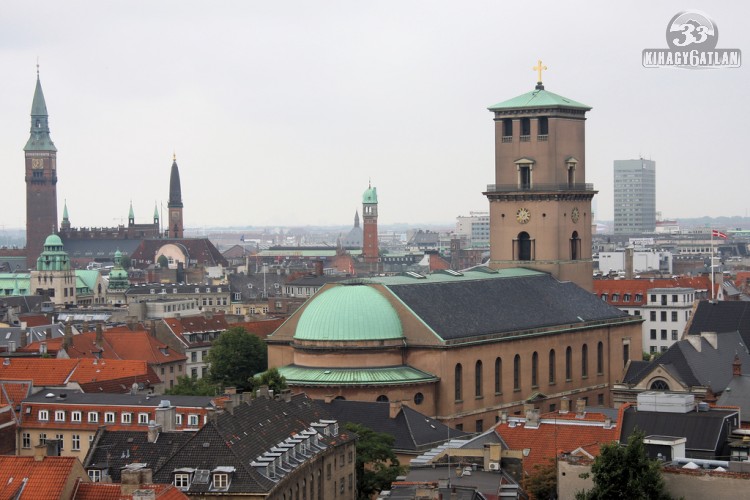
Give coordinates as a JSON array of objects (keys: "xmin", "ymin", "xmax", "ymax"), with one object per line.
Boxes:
[
  {"xmin": 484, "ymin": 62, "xmax": 596, "ymax": 291},
  {"xmin": 167, "ymin": 155, "xmax": 184, "ymax": 238},
  {"xmin": 24, "ymin": 67, "xmax": 58, "ymax": 265},
  {"xmin": 362, "ymin": 182, "xmax": 379, "ymax": 263}
]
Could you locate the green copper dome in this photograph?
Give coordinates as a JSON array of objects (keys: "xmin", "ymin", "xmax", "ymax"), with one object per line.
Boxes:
[
  {"xmin": 362, "ymin": 185, "xmax": 378, "ymax": 204},
  {"xmin": 294, "ymin": 285, "xmax": 403, "ymax": 341},
  {"xmin": 44, "ymin": 234, "xmax": 63, "ymax": 247}
]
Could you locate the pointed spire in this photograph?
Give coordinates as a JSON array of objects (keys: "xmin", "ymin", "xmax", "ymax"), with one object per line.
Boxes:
[
  {"xmin": 153, "ymin": 202, "xmax": 160, "ymax": 221},
  {"xmin": 354, "ymin": 210, "xmax": 360, "ymax": 228},
  {"xmin": 24, "ymin": 65, "xmax": 56, "ymax": 152},
  {"xmin": 62, "ymin": 199, "xmax": 69, "ymax": 221},
  {"xmin": 168, "ymin": 156, "xmax": 183, "ymax": 209},
  {"xmin": 128, "ymin": 200, "xmax": 134, "ymax": 219}
]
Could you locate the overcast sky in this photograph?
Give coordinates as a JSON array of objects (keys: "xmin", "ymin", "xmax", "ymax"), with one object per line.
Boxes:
[{"xmin": 1, "ymin": 1, "xmax": 747, "ymax": 230}]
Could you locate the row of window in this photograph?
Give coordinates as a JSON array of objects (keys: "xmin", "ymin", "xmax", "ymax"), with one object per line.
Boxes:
[
  {"xmin": 650, "ymin": 329, "xmax": 680, "ymax": 341},
  {"xmin": 454, "ymin": 343, "xmax": 606, "ymax": 401},
  {"xmin": 500, "ymin": 117, "xmax": 549, "ymax": 138},
  {"xmin": 513, "ymin": 231, "xmax": 581, "ymax": 262},
  {"xmin": 36, "ymin": 409, "xmax": 200, "ymax": 426},
  {"xmin": 22, "ymin": 432, "xmax": 92, "ymax": 450}
]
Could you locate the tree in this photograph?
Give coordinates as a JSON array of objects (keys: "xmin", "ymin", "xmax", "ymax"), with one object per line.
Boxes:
[
  {"xmin": 157, "ymin": 255, "xmax": 169, "ymax": 268},
  {"xmin": 248, "ymin": 367, "xmax": 288, "ymax": 394},
  {"xmin": 120, "ymin": 254, "xmax": 132, "ymax": 269},
  {"xmin": 165, "ymin": 375, "xmax": 220, "ymax": 396},
  {"xmin": 576, "ymin": 430, "xmax": 673, "ymax": 500},
  {"xmin": 206, "ymin": 327, "xmax": 267, "ymax": 390},
  {"xmin": 524, "ymin": 458, "xmax": 557, "ymax": 500},
  {"xmin": 344, "ymin": 422, "xmax": 404, "ymax": 499}
]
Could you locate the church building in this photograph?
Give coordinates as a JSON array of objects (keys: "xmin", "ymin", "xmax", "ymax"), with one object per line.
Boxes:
[{"xmin": 267, "ymin": 67, "xmax": 643, "ymax": 430}]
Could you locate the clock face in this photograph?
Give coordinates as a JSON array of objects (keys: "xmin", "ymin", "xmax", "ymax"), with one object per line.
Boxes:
[
  {"xmin": 31, "ymin": 158, "xmax": 43, "ymax": 169},
  {"xmin": 516, "ymin": 208, "xmax": 531, "ymax": 224},
  {"xmin": 571, "ymin": 207, "xmax": 580, "ymax": 223}
]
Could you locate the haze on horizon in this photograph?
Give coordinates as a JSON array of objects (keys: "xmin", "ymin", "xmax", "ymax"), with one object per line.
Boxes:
[{"xmin": 1, "ymin": 1, "xmax": 748, "ymax": 230}]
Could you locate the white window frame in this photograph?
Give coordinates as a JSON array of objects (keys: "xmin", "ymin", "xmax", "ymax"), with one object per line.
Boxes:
[
  {"xmin": 88, "ymin": 469, "xmax": 102, "ymax": 482},
  {"xmin": 88, "ymin": 411, "xmax": 99, "ymax": 423},
  {"xmin": 38, "ymin": 410, "xmax": 49, "ymax": 421},
  {"xmin": 55, "ymin": 410, "xmax": 65, "ymax": 422},
  {"xmin": 174, "ymin": 473, "xmax": 191, "ymax": 490},
  {"xmin": 22, "ymin": 432, "xmax": 30, "ymax": 449},
  {"xmin": 71, "ymin": 411, "xmax": 82, "ymax": 423},
  {"xmin": 188, "ymin": 414, "xmax": 199, "ymax": 427},
  {"xmin": 104, "ymin": 412, "xmax": 115, "ymax": 424},
  {"xmin": 56, "ymin": 433, "xmax": 64, "ymax": 450},
  {"xmin": 213, "ymin": 473, "xmax": 229, "ymax": 489},
  {"xmin": 72, "ymin": 434, "xmax": 81, "ymax": 451},
  {"xmin": 138, "ymin": 412, "xmax": 149, "ymax": 424},
  {"xmin": 175, "ymin": 414, "xmax": 183, "ymax": 425},
  {"xmin": 121, "ymin": 412, "xmax": 132, "ymax": 424}
]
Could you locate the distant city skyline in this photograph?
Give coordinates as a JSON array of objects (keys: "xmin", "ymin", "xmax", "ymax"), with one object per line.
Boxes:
[{"xmin": 1, "ymin": 2, "xmax": 748, "ymax": 230}]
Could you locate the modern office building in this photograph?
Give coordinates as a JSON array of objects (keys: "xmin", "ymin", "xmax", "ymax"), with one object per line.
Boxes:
[{"xmin": 614, "ymin": 159, "xmax": 656, "ymax": 234}]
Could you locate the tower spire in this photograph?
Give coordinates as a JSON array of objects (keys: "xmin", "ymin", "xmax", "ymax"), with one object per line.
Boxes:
[
  {"xmin": 24, "ymin": 66, "xmax": 56, "ymax": 152},
  {"xmin": 168, "ymin": 156, "xmax": 184, "ymax": 238}
]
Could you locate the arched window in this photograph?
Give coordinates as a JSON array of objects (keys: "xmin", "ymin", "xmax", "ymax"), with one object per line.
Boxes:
[
  {"xmin": 571, "ymin": 231, "xmax": 580, "ymax": 261},
  {"xmin": 376, "ymin": 395, "xmax": 389, "ymax": 402},
  {"xmin": 455, "ymin": 363, "xmax": 463, "ymax": 401},
  {"xmin": 582, "ymin": 344, "xmax": 588, "ymax": 377},
  {"xmin": 475, "ymin": 360, "xmax": 483, "ymax": 398},
  {"xmin": 565, "ymin": 347, "xmax": 572, "ymax": 381},
  {"xmin": 517, "ymin": 232, "xmax": 532, "ymax": 261},
  {"xmin": 597, "ymin": 342, "xmax": 604, "ymax": 375},
  {"xmin": 549, "ymin": 349, "xmax": 556, "ymax": 384},
  {"xmin": 650, "ymin": 380, "xmax": 669, "ymax": 391},
  {"xmin": 494, "ymin": 357, "xmax": 502, "ymax": 394},
  {"xmin": 531, "ymin": 352, "xmax": 538, "ymax": 387},
  {"xmin": 513, "ymin": 355, "xmax": 521, "ymax": 390},
  {"xmin": 334, "ymin": 396, "xmax": 346, "ymax": 400}
]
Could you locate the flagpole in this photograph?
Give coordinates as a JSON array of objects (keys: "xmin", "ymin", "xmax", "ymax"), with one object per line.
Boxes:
[{"xmin": 710, "ymin": 229, "xmax": 715, "ymax": 302}]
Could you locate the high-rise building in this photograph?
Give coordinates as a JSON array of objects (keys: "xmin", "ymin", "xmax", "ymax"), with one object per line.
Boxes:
[
  {"xmin": 613, "ymin": 159, "xmax": 656, "ymax": 234},
  {"xmin": 484, "ymin": 70, "xmax": 596, "ymax": 291},
  {"xmin": 24, "ymin": 69, "xmax": 58, "ymax": 265}
]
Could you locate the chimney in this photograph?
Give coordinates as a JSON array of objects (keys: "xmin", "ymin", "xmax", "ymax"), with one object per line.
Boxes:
[
  {"xmin": 389, "ymin": 400, "xmax": 402, "ymax": 419},
  {"xmin": 281, "ymin": 389, "xmax": 292, "ymax": 403},
  {"xmin": 499, "ymin": 410, "xmax": 508, "ymax": 424},
  {"xmin": 224, "ymin": 399, "xmax": 234, "ymax": 415},
  {"xmin": 147, "ymin": 423, "xmax": 161, "ymax": 443},
  {"xmin": 523, "ymin": 403, "xmax": 534, "ymax": 418},
  {"xmin": 39, "ymin": 342, "xmax": 47, "ymax": 355},
  {"xmin": 575, "ymin": 398, "xmax": 586, "ymax": 417},
  {"xmin": 63, "ymin": 321, "xmax": 73, "ymax": 349},
  {"xmin": 315, "ymin": 260, "xmax": 324, "ymax": 277},
  {"xmin": 526, "ymin": 407, "xmax": 540, "ymax": 428},
  {"xmin": 225, "ymin": 386, "xmax": 237, "ymax": 395},
  {"xmin": 604, "ymin": 416, "xmax": 613, "ymax": 429},
  {"xmin": 734, "ymin": 354, "xmax": 742, "ymax": 377},
  {"xmin": 559, "ymin": 397, "xmax": 570, "ymax": 414},
  {"xmin": 19, "ymin": 328, "xmax": 27, "ymax": 348},
  {"xmin": 241, "ymin": 392, "xmax": 253, "ymax": 404},
  {"xmin": 154, "ymin": 403, "xmax": 176, "ymax": 432},
  {"xmin": 121, "ymin": 467, "xmax": 153, "ymax": 496},
  {"xmin": 33, "ymin": 444, "xmax": 46, "ymax": 461},
  {"xmin": 255, "ymin": 385, "xmax": 270, "ymax": 399},
  {"xmin": 96, "ymin": 322, "xmax": 103, "ymax": 344},
  {"xmin": 83, "ymin": 319, "xmax": 89, "ymax": 333},
  {"xmin": 624, "ymin": 245, "xmax": 634, "ymax": 279},
  {"xmin": 131, "ymin": 490, "xmax": 156, "ymax": 500},
  {"xmin": 45, "ymin": 327, "xmax": 52, "ymax": 340}
]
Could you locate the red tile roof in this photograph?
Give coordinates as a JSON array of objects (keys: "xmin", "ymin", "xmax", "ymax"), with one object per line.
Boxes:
[
  {"xmin": 494, "ymin": 410, "xmax": 620, "ymax": 474},
  {"xmin": 17, "ymin": 313, "xmax": 53, "ymax": 327},
  {"xmin": 0, "ymin": 358, "xmax": 79, "ymax": 386},
  {"xmin": 0, "ymin": 456, "xmax": 86, "ymax": 499},
  {"xmin": 594, "ymin": 276, "xmax": 711, "ymax": 307},
  {"xmin": 0, "ymin": 381, "xmax": 32, "ymax": 406},
  {"xmin": 74, "ymin": 482, "xmax": 189, "ymax": 500},
  {"xmin": 230, "ymin": 319, "xmax": 284, "ymax": 340}
]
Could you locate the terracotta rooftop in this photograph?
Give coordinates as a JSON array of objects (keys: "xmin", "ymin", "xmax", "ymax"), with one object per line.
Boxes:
[
  {"xmin": 0, "ymin": 380, "xmax": 32, "ymax": 406},
  {"xmin": 0, "ymin": 456, "xmax": 85, "ymax": 499},
  {"xmin": 594, "ymin": 276, "xmax": 711, "ymax": 307},
  {"xmin": 230, "ymin": 319, "xmax": 284, "ymax": 339},
  {"xmin": 74, "ymin": 482, "xmax": 189, "ymax": 499},
  {"xmin": 0, "ymin": 358, "xmax": 79, "ymax": 386}
]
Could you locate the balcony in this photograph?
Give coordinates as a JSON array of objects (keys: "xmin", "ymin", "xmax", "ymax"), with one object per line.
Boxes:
[{"xmin": 485, "ymin": 183, "xmax": 595, "ymax": 193}]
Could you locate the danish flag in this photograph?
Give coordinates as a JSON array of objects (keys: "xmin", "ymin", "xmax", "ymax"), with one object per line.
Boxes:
[{"xmin": 712, "ymin": 229, "xmax": 728, "ymax": 239}]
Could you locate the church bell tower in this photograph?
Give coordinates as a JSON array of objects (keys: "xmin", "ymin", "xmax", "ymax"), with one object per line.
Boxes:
[
  {"xmin": 24, "ymin": 67, "xmax": 58, "ymax": 265},
  {"xmin": 167, "ymin": 155, "xmax": 184, "ymax": 238},
  {"xmin": 484, "ymin": 62, "xmax": 596, "ymax": 291}
]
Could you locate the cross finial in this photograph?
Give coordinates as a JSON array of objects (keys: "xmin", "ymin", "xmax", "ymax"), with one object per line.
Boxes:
[{"xmin": 533, "ymin": 59, "xmax": 547, "ymax": 90}]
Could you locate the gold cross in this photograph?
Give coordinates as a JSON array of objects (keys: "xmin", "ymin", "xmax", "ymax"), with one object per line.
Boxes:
[{"xmin": 533, "ymin": 59, "xmax": 547, "ymax": 83}]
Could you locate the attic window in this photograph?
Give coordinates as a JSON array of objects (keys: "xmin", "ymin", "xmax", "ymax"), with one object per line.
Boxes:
[{"xmin": 174, "ymin": 473, "xmax": 191, "ymax": 490}]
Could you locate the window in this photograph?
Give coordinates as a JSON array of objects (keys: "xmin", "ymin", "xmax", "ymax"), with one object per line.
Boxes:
[
  {"xmin": 22, "ymin": 432, "xmax": 30, "ymax": 449},
  {"xmin": 565, "ymin": 347, "xmax": 572, "ymax": 380},
  {"xmin": 494, "ymin": 357, "xmax": 502, "ymax": 393},
  {"xmin": 88, "ymin": 412, "xmax": 99, "ymax": 423},
  {"xmin": 476, "ymin": 419, "xmax": 483, "ymax": 432},
  {"xmin": 661, "ymin": 311, "xmax": 667, "ymax": 322},
  {"xmin": 326, "ymin": 463, "xmax": 332, "ymax": 480},
  {"xmin": 671, "ymin": 311, "xmax": 678, "ymax": 322},
  {"xmin": 39, "ymin": 410, "xmax": 49, "ymax": 421},
  {"xmin": 516, "ymin": 232, "xmax": 532, "ymax": 261},
  {"xmin": 414, "ymin": 392, "xmax": 424, "ymax": 405},
  {"xmin": 538, "ymin": 116, "xmax": 548, "ymax": 136},
  {"xmin": 454, "ymin": 364, "xmax": 462, "ymax": 401},
  {"xmin": 650, "ymin": 380, "xmax": 669, "ymax": 390},
  {"xmin": 672, "ymin": 294, "xmax": 678, "ymax": 303},
  {"xmin": 635, "ymin": 294, "xmax": 643, "ymax": 302},
  {"xmin": 513, "ymin": 354, "xmax": 521, "ymax": 390},
  {"xmin": 581, "ymin": 344, "xmax": 588, "ymax": 378},
  {"xmin": 54, "ymin": 410, "xmax": 65, "ymax": 422},
  {"xmin": 597, "ymin": 342, "xmax": 604, "ymax": 375},
  {"xmin": 650, "ymin": 294, "xmax": 656, "ymax": 302},
  {"xmin": 176, "ymin": 414, "xmax": 183, "ymax": 425},
  {"xmin": 531, "ymin": 352, "xmax": 538, "ymax": 387},
  {"xmin": 348, "ymin": 473, "xmax": 353, "ymax": 491},
  {"xmin": 597, "ymin": 393, "xmax": 605, "ymax": 406},
  {"xmin": 623, "ymin": 344, "xmax": 630, "ymax": 365},
  {"xmin": 340, "ymin": 478, "xmax": 345, "ymax": 494},
  {"xmin": 623, "ymin": 293, "xmax": 631, "ymax": 302},
  {"xmin": 570, "ymin": 231, "xmax": 580, "ymax": 261},
  {"xmin": 188, "ymin": 414, "xmax": 199, "ymax": 426},
  {"xmin": 105, "ymin": 412, "xmax": 115, "ymax": 424},
  {"xmin": 549, "ymin": 349, "xmax": 556, "ymax": 383},
  {"xmin": 650, "ymin": 311, "xmax": 657, "ymax": 321},
  {"xmin": 88, "ymin": 470, "xmax": 102, "ymax": 482},
  {"xmin": 455, "ymin": 423, "xmax": 463, "ymax": 431},
  {"xmin": 56, "ymin": 434, "xmax": 64, "ymax": 450},
  {"xmin": 71, "ymin": 411, "xmax": 81, "ymax": 423},
  {"xmin": 122, "ymin": 412, "xmax": 132, "ymax": 424},
  {"xmin": 474, "ymin": 360, "xmax": 483, "ymax": 398},
  {"xmin": 72, "ymin": 434, "xmax": 80, "ymax": 451},
  {"xmin": 138, "ymin": 413, "xmax": 149, "ymax": 424},
  {"xmin": 661, "ymin": 330, "xmax": 667, "ymax": 340},
  {"xmin": 39, "ymin": 433, "xmax": 47, "ymax": 445},
  {"xmin": 650, "ymin": 329, "xmax": 656, "ymax": 340},
  {"xmin": 174, "ymin": 473, "xmax": 191, "ymax": 490},
  {"xmin": 213, "ymin": 473, "xmax": 229, "ymax": 489},
  {"xmin": 502, "ymin": 118, "xmax": 513, "ymax": 139},
  {"xmin": 520, "ymin": 117, "xmax": 531, "ymax": 137},
  {"xmin": 672, "ymin": 330, "xmax": 678, "ymax": 341}
]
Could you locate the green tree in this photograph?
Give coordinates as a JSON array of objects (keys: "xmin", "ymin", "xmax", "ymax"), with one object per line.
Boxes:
[
  {"xmin": 165, "ymin": 375, "xmax": 220, "ymax": 396},
  {"xmin": 248, "ymin": 367, "xmax": 288, "ymax": 394},
  {"xmin": 120, "ymin": 254, "xmax": 132, "ymax": 269},
  {"xmin": 157, "ymin": 255, "xmax": 169, "ymax": 268},
  {"xmin": 576, "ymin": 430, "xmax": 672, "ymax": 500},
  {"xmin": 206, "ymin": 327, "xmax": 267, "ymax": 389},
  {"xmin": 523, "ymin": 458, "xmax": 557, "ymax": 500},
  {"xmin": 344, "ymin": 422, "xmax": 404, "ymax": 499}
]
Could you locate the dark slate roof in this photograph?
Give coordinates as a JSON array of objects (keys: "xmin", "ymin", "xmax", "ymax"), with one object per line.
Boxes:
[
  {"xmin": 622, "ymin": 360, "xmax": 651, "ymax": 383},
  {"xmin": 314, "ymin": 400, "xmax": 468, "ymax": 453},
  {"xmin": 60, "ymin": 239, "xmax": 143, "ymax": 261},
  {"xmin": 718, "ymin": 375, "xmax": 750, "ymax": 421},
  {"xmin": 84, "ymin": 429, "xmax": 193, "ymax": 481},
  {"xmin": 228, "ymin": 272, "xmax": 286, "ymax": 301},
  {"xmin": 620, "ymin": 406, "xmax": 738, "ymax": 454},
  {"xmin": 131, "ymin": 239, "xmax": 227, "ymax": 267},
  {"xmin": 22, "ymin": 389, "xmax": 217, "ymax": 408},
  {"xmin": 385, "ymin": 273, "xmax": 630, "ymax": 341},
  {"xmin": 152, "ymin": 394, "xmax": 354, "ymax": 495},
  {"xmin": 285, "ymin": 275, "xmax": 350, "ymax": 288},
  {"xmin": 623, "ymin": 331, "xmax": 750, "ymax": 392},
  {"xmin": 0, "ymin": 295, "xmax": 46, "ymax": 316},
  {"xmin": 688, "ymin": 301, "xmax": 750, "ymax": 346},
  {"xmin": 0, "ymin": 322, "xmax": 66, "ymax": 348}
]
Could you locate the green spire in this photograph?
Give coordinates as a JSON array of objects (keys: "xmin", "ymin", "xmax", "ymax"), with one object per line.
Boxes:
[
  {"xmin": 153, "ymin": 202, "xmax": 159, "ymax": 221},
  {"xmin": 24, "ymin": 67, "xmax": 57, "ymax": 152},
  {"xmin": 129, "ymin": 201, "xmax": 135, "ymax": 219},
  {"xmin": 62, "ymin": 199, "xmax": 69, "ymax": 221},
  {"xmin": 362, "ymin": 181, "xmax": 378, "ymax": 204}
]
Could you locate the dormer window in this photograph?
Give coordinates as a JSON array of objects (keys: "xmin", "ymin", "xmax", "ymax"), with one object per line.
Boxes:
[
  {"xmin": 213, "ymin": 473, "xmax": 229, "ymax": 489},
  {"xmin": 174, "ymin": 472, "xmax": 191, "ymax": 490}
]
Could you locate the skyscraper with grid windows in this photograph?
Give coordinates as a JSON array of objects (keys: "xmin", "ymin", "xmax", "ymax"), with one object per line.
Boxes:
[{"xmin": 613, "ymin": 159, "xmax": 656, "ymax": 234}]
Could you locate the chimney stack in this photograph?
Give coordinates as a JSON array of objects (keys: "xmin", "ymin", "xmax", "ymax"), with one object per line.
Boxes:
[
  {"xmin": 733, "ymin": 354, "xmax": 742, "ymax": 377},
  {"xmin": 96, "ymin": 322, "xmax": 104, "ymax": 344},
  {"xmin": 560, "ymin": 397, "xmax": 570, "ymax": 414},
  {"xmin": 389, "ymin": 400, "xmax": 402, "ymax": 419},
  {"xmin": 63, "ymin": 320, "xmax": 73, "ymax": 349},
  {"xmin": 499, "ymin": 410, "xmax": 508, "ymax": 424},
  {"xmin": 147, "ymin": 423, "xmax": 161, "ymax": 443},
  {"xmin": 19, "ymin": 328, "xmax": 27, "ymax": 348},
  {"xmin": 575, "ymin": 398, "xmax": 586, "ymax": 417},
  {"xmin": 45, "ymin": 327, "xmax": 52, "ymax": 340}
]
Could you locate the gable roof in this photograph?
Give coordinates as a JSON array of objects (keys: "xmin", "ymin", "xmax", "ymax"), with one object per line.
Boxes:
[
  {"xmin": 130, "ymin": 239, "xmax": 227, "ymax": 268},
  {"xmin": 72, "ymin": 359, "xmax": 161, "ymax": 393},
  {"xmin": 0, "ymin": 380, "xmax": 32, "ymax": 406},
  {"xmin": 717, "ymin": 375, "xmax": 750, "ymax": 422},
  {"xmin": 594, "ymin": 276, "xmax": 711, "ymax": 307},
  {"xmin": 0, "ymin": 358, "xmax": 79, "ymax": 385},
  {"xmin": 0, "ymin": 456, "xmax": 85, "ymax": 499},
  {"xmin": 688, "ymin": 301, "xmax": 750, "ymax": 346},
  {"xmin": 314, "ymin": 399, "xmax": 467, "ymax": 453}
]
